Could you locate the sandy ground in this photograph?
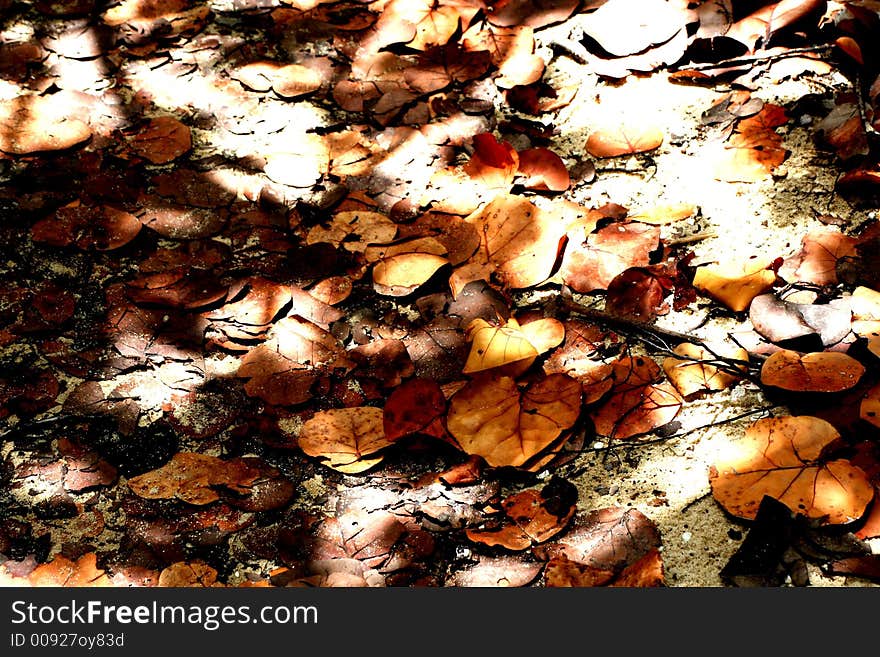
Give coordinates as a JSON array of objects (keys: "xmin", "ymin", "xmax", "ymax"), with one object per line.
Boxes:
[{"xmin": 529, "ymin": 28, "xmax": 878, "ymax": 587}]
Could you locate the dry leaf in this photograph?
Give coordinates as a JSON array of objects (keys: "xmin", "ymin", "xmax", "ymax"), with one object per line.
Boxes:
[
  {"xmin": 127, "ymin": 453, "xmax": 261, "ymax": 505},
  {"xmin": 447, "ymin": 373, "xmax": 581, "ymax": 468},
  {"xmin": 298, "ymin": 407, "xmax": 391, "ymax": 473},
  {"xmin": 585, "ymin": 124, "xmax": 664, "ymax": 158},
  {"xmin": 760, "ymin": 349, "xmax": 865, "ymax": 392},
  {"xmin": 692, "ymin": 258, "xmax": 777, "ymax": 312},
  {"xmin": 662, "ymin": 342, "xmax": 748, "ymax": 397},
  {"xmin": 709, "ymin": 415, "xmax": 873, "ymax": 523}
]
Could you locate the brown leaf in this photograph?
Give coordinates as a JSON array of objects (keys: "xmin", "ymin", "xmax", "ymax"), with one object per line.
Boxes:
[
  {"xmin": 778, "ymin": 228, "xmax": 858, "ymax": 286},
  {"xmin": 604, "ymin": 266, "xmax": 672, "ymax": 321},
  {"xmin": 127, "ymin": 453, "xmax": 262, "ymax": 505},
  {"xmin": 709, "ymin": 415, "xmax": 873, "ymax": 523},
  {"xmin": 543, "ymin": 320, "xmax": 623, "ymax": 404},
  {"xmin": 466, "ymin": 477, "xmax": 578, "ymax": 550},
  {"xmin": 0, "ymin": 94, "xmax": 91, "ymax": 154},
  {"xmin": 559, "ymin": 221, "xmax": 660, "ymax": 293},
  {"xmin": 307, "ymin": 210, "xmax": 397, "ymax": 253},
  {"xmin": 760, "ymin": 349, "xmax": 865, "ymax": 392},
  {"xmin": 126, "ymin": 115, "xmax": 191, "ymax": 164},
  {"xmin": 450, "ymin": 556, "xmax": 543, "ymax": 587},
  {"xmin": 366, "ymin": 237, "xmax": 449, "ymax": 297},
  {"xmin": 589, "ymin": 356, "xmax": 683, "ymax": 440},
  {"xmin": 447, "ymin": 373, "xmax": 582, "ymax": 468},
  {"xmin": 534, "ymin": 507, "xmax": 662, "ymax": 573},
  {"xmin": 383, "ymin": 378, "xmax": 448, "ymax": 443},
  {"xmin": 157, "ymin": 561, "xmax": 221, "ymax": 587},
  {"xmin": 31, "ymin": 203, "xmax": 142, "ymax": 251},
  {"xmin": 298, "ymin": 407, "xmax": 391, "ymax": 473}
]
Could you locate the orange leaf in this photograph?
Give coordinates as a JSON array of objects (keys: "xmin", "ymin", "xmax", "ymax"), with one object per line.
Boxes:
[
  {"xmin": 307, "ymin": 210, "xmax": 397, "ymax": 252},
  {"xmin": 516, "ymin": 147, "xmax": 570, "ymax": 191},
  {"xmin": 589, "ymin": 357, "xmax": 683, "ymax": 440},
  {"xmin": 127, "ymin": 453, "xmax": 261, "ymax": 505},
  {"xmin": 692, "ymin": 258, "xmax": 777, "ymax": 312},
  {"xmin": 709, "ymin": 415, "xmax": 873, "ymax": 523},
  {"xmin": 760, "ymin": 349, "xmax": 865, "ymax": 392},
  {"xmin": 628, "ymin": 202, "xmax": 697, "ymax": 225},
  {"xmin": 158, "ymin": 561, "xmax": 221, "ymax": 587},
  {"xmin": 366, "ymin": 236, "xmax": 449, "ymax": 296},
  {"xmin": 451, "ymin": 194, "xmax": 567, "ymax": 293},
  {"xmin": 714, "ymin": 104, "xmax": 788, "ymax": 182},
  {"xmin": 585, "ymin": 124, "xmax": 664, "ymax": 158},
  {"xmin": 466, "ymin": 477, "xmax": 577, "ymax": 550},
  {"xmin": 662, "ymin": 342, "xmax": 748, "ymax": 398},
  {"xmin": 860, "ymin": 381, "xmax": 880, "ymax": 429},
  {"xmin": 28, "ymin": 553, "xmax": 112, "ymax": 587},
  {"xmin": 447, "ymin": 373, "xmax": 582, "ymax": 468},
  {"xmin": 298, "ymin": 407, "xmax": 390, "ymax": 473},
  {"xmin": 463, "ymin": 315, "xmax": 564, "ymax": 375}
]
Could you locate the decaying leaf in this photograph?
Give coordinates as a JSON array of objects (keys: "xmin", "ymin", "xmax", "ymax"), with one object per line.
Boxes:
[
  {"xmin": 446, "ymin": 373, "xmax": 581, "ymax": 468},
  {"xmin": 709, "ymin": 415, "xmax": 873, "ymax": 524},
  {"xmin": 466, "ymin": 477, "xmax": 578, "ymax": 550},
  {"xmin": 127, "ymin": 453, "xmax": 262, "ymax": 505}
]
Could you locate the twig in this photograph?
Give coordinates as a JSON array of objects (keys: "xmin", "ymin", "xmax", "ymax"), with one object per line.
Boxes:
[{"xmin": 670, "ymin": 44, "xmax": 835, "ymax": 73}]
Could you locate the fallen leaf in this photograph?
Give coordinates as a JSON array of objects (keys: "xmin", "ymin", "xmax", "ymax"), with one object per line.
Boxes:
[
  {"xmin": 778, "ymin": 228, "xmax": 858, "ymax": 286},
  {"xmin": 604, "ymin": 266, "xmax": 673, "ymax": 321},
  {"xmin": 365, "ymin": 237, "xmax": 450, "ymax": 297},
  {"xmin": 127, "ymin": 452, "xmax": 262, "ymax": 505},
  {"xmin": 760, "ymin": 349, "xmax": 865, "ymax": 392},
  {"xmin": 157, "ymin": 561, "xmax": 221, "ymax": 587},
  {"xmin": 446, "ymin": 373, "xmax": 582, "ymax": 468},
  {"xmin": 579, "ymin": 0, "xmax": 686, "ymax": 57},
  {"xmin": 709, "ymin": 415, "xmax": 873, "ymax": 523},
  {"xmin": 692, "ymin": 258, "xmax": 777, "ymax": 312},
  {"xmin": 585, "ymin": 124, "xmax": 664, "ymax": 158},
  {"xmin": 126, "ymin": 115, "xmax": 191, "ymax": 164},
  {"xmin": 31, "ymin": 203, "xmax": 142, "ymax": 251},
  {"xmin": 516, "ymin": 148, "xmax": 570, "ymax": 191},
  {"xmin": 589, "ymin": 356, "xmax": 683, "ymax": 440},
  {"xmin": 307, "ymin": 210, "xmax": 397, "ymax": 253},
  {"xmin": 450, "ymin": 194, "xmax": 567, "ymax": 294},
  {"xmin": 748, "ymin": 294, "xmax": 852, "ymax": 347},
  {"xmin": 462, "ymin": 316, "xmax": 564, "ymax": 376},
  {"xmin": 0, "ymin": 94, "xmax": 91, "ymax": 154},
  {"xmin": 559, "ymin": 221, "xmax": 661, "ymax": 293},
  {"xmin": 298, "ymin": 407, "xmax": 392, "ymax": 473},
  {"xmin": 662, "ymin": 342, "xmax": 748, "ymax": 398},
  {"xmin": 466, "ymin": 477, "xmax": 578, "ymax": 550},
  {"xmin": 534, "ymin": 507, "xmax": 662, "ymax": 574},
  {"xmin": 27, "ymin": 553, "xmax": 111, "ymax": 587},
  {"xmin": 383, "ymin": 378, "xmax": 448, "ymax": 443},
  {"xmin": 714, "ymin": 104, "xmax": 788, "ymax": 182}
]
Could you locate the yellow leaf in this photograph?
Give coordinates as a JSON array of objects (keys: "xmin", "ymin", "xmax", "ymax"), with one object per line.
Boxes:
[{"xmin": 692, "ymin": 258, "xmax": 776, "ymax": 312}]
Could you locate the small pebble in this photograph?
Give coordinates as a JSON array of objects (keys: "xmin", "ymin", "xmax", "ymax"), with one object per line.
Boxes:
[{"xmin": 681, "ymin": 531, "xmax": 692, "ymax": 543}]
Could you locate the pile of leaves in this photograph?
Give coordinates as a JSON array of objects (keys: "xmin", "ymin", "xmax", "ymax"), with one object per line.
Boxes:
[{"xmin": 2, "ymin": 0, "xmax": 880, "ymax": 587}]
